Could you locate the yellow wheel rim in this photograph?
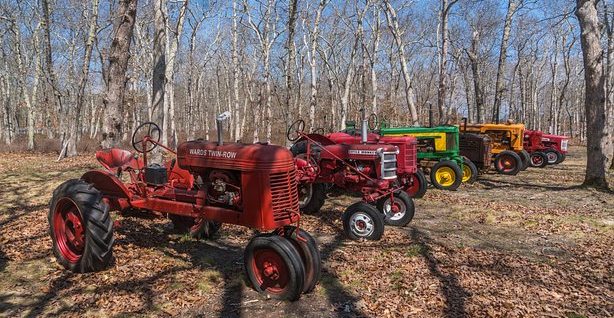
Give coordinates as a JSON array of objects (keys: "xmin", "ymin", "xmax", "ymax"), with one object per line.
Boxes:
[
  {"xmin": 435, "ymin": 167, "xmax": 456, "ymax": 187},
  {"xmin": 462, "ymin": 165, "xmax": 472, "ymax": 183}
]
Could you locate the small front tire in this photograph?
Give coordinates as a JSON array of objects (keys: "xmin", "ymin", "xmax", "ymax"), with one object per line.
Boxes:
[
  {"xmin": 430, "ymin": 160, "xmax": 463, "ymax": 190},
  {"xmin": 376, "ymin": 191, "xmax": 415, "ymax": 227},
  {"xmin": 342, "ymin": 202, "xmax": 385, "ymax": 241},
  {"xmin": 404, "ymin": 170, "xmax": 427, "ymax": 198},
  {"xmin": 494, "ymin": 151, "xmax": 522, "ymax": 175},
  {"xmin": 245, "ymin": 234, "xmax": 305, "ymax": 301},
  {"xmin": 530, "ymin": 152, "xmax": 548, "ymax": 168},
  {"xmin": 461, "ymin": 158, "xmax": 478, "ymax": 183}
]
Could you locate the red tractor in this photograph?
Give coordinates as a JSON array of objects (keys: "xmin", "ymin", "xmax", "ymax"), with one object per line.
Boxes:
[
  {"xmin": 288, "ymin": 115, "xmax": 415, "ymax": 241},
  {"xmin": 523, "ymin": 129, "xmax": 568, "ymax": 165},
  {"xmin": 48, "ymin": 113, "xmax": 320, "ymax": 301}
]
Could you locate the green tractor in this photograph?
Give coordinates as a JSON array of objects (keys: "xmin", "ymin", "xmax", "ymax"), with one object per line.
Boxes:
[{"xmin": 378, "ymin": 124, "xmax": 471, "ymax": 191}]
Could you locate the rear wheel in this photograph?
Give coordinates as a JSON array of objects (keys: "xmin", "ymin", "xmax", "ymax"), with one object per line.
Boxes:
[
  {"xmin": 494, "ymin": 151, "xmax": 522, "ymax": 175},
  {"xmin": 403, "ymin": 170, "xmax": 427, "ymax": 198},
  {"xmin": 245, "ymin": 234, "xmax": 305, "ymax": 300},
  {"xmin": 297, "ymin": 183, "xmax": 326, "ymax": 214},
  {"xmin": 170, "ymin": 215, "xmax": 221, "ymax": 239},
  {"xmin": 461, "ymin": 158, "xmax": 478, "ymax": 183},
  {"xmin": 283, "ymin": 226, "xmax": 321, "ymax": 294},
  {"xmin": 530, "ymin": 152, "xmax": 548, "ymax": 168},
  {"xmin": 430, "ymin": 160, "xmax": 463, "ymax": 190},
  {"xmin": 49, "ymin": 179, "xmax": 114, "ymax": 273},
  {"xmin": 342, "ymin": 202, "xmax": 384, "ymax": 241},
  {"xmin": 376, "ymin": 191, "xmax": 415, "ymax": 227},
  {"xmin": 544, "ymin": 149, "xmax": 562, "ymax": 165},
  {"xmin": 519, "ymin": 150, "xmax": 531, "ymax": 171}
]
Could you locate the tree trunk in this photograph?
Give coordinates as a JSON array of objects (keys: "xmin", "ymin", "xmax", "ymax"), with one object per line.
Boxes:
[
  {"xmin": 383, "ymin": 0, "xmax": 419, "ymax": 125},
  {"xmin": 492, "ymin": 0, "xmax": 519, "ymax": 123},
  {"xmin": 575, "ymin": 0, "xmax": 610, "ymax": 189},
  {"xmin": 66, "ymin": 0, "xmax": 99, "ymax": 157},
  {"xmin": 102, "ymin": 0, "xmax": 138, "ymax": 149}
]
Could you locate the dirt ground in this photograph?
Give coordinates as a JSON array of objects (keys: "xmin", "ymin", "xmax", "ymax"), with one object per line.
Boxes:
[{"xmin": 0, "ymin": 146, "xmax": 612, "ymax": 318}]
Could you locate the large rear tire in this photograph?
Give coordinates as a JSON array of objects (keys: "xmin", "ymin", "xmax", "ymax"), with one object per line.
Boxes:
[
  {"xmin": 342, "ymin": 202, "xmax": 384, "ymax": 241},
  {"xmin": 494, "ymin": 151, "xmax": 522, "ymax": 175},
  {"xmin": 404, "ymin": 170, "xmax": 427, "ymax": 198},
  {"xmin": 49, "ymin": 179, "xmax": 114, "ymax": 273},
  {"xmin": 245, "ymin": 234, "xmax": 305, "ymax": 301},
  {"xmin": 461, "ymin": 158, "xmax": 478, "ymax": 183},
  {"xmin": 430, "ymin": 160, "xmax": 463, "ymax": 190},
  {"xmin": 376, "ymin": 191, "xmax": 415, "ymax": 227}
]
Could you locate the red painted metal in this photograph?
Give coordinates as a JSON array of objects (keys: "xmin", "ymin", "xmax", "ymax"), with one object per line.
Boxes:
[
  {"xmin": 251, "ymin": 249, "xmax": 290, "ymax": 294},
  {"xmin": 523, "ymin": 129, "xmax": 569, "ymax": 155},
  {"xmin": 53, "ymin": 198, "xmax": 85, "ymax": 264},
  {"xmin": 85, "ymin": 138, "xmax": 300, "ymax": 232}
]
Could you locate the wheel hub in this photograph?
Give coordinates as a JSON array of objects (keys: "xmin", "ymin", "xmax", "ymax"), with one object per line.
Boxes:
[
  {"xmin": 53, "ymin": 198, "xmax": 85, "ymax": 263},
  {"xmin": 350, "ymin": 212, "xmax": 374, "ymax": 237}
]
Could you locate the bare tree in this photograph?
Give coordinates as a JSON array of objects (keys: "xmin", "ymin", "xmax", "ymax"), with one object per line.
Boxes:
[
  {"xmin": 575, "ymin": 0, "xmax": 611, "ymax": 189},
  {"xmin": 102, "ymin": 0, "xmax": 138, "ymax": 148},
  {"xmin": 492, "ymin": 0, "xmax": 521, "ymax": 122},
  {"xmin": 383, "ymin": 0, "xmax": 419, "ymax": 126}
]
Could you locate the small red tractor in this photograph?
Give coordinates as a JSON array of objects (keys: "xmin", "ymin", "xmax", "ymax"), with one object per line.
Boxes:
[
  {"xmin": 48, "ymin": 113, "xmax": 320, "ymax": 301},
  {"xmin": 288, "ymin": 115, "xmax": 415, "ymax": 241},
  {"xmin": 523, "ymin": 129, "xmax": 569, "ymax": 165}
]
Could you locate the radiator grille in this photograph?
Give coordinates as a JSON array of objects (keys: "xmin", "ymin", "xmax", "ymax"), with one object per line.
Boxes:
[
  {"xmin": 269, "ymin": 169, "xmax": 300, "ymax": 221},
  {"xmin": 404, "ymin": 142, "xmax": 417, "ymax": 169}
]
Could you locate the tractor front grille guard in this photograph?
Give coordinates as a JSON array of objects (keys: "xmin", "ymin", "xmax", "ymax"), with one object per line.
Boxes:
[
  {"xmin": 270, "ymin": 169, "xmax": 300, "ymax": 222},
  {"xmin": 380, "ymin": 151, "xmax": 398, "ymax": 180}
]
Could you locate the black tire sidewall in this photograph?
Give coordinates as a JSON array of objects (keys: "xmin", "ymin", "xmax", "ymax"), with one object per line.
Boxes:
[
  {"xmin": 494, "ymin": 151, "xmax": 522, "ymax": 175},
  {"xmin": 48, "ymin": 179, "xmax": 114, "ymax": 273},
  {"xmin": 461, "ymin": 158, "xmax": 478, "ymax": 183},
  {"xmin": 342, "ymin": 202, "xmax": 385, "ymax": 240},
  {"xmin": 283, "ymin": 226, "xmax": 321, "ymax": 294}
]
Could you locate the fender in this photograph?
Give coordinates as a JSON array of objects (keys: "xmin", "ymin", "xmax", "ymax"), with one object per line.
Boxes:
[{"xmin": 81, "ymin": 170, "xmax": 132, "ymax": 211}]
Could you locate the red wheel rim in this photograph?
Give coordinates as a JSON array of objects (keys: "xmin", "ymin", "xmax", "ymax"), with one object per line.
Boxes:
[
  {"xmin": 531, "ymin": 155, "xmax": 543, "ymax": 165},
  {"xmin": 53, "ymin": 198, "xmax": 85, "ymax": 263},
  {"xmin": 251, "ymin": 248, "xmax": 290, "ymax": 294},
  {"xmin": 497, "ymin": 155, "xmax": 515, "ymax": 172}
]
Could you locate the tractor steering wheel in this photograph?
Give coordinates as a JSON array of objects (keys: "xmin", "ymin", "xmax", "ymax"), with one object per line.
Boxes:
[
  {"xmin": 368, "ymin": 113, "xmax": 379, "ymax": 131},
  {"xmin": 287, "ymin": 119, "xmax": 305, "ymax": 141},
  {"xmin": 132, "ymin": 122, "xmax": 161, "ymax": 153}
]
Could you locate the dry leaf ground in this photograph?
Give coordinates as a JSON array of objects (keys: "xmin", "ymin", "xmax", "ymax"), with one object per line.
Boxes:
[{"xmin": 0, "ymin": 146, "xmax": 612, "ymax": 318}]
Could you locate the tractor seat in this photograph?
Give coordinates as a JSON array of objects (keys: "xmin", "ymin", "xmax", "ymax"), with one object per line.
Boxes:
[{"xmin": 96, "ymin": 148, "xmax": 141, "ymax": 172}]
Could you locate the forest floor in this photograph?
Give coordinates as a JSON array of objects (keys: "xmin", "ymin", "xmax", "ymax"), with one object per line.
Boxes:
[{"xmin": 0, "ymin": 146, "xmax": 612, "ymax": 318}]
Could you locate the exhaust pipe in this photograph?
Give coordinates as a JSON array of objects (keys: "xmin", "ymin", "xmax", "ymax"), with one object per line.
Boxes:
[
  {"xmin": 360, "ymin": 108, "xmax": 368, "ymax": 144},
  {"xmin": 216, "ymin": 111, "xmax": 231, "ymax": 146},
  {"xmin": 462, "ymin": 117, "xmax": 467, "ymax": 133}
]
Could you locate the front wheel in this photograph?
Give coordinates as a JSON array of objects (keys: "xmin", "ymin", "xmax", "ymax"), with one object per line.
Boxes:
[
  {"xmin": 283, "ymin": 226, "xmax": 321, "ymax": 294},
  {"xmin": 376, "ymin": 191, "xmax": 415, "ymax": 227},
  {"xmin": 461, "ymin": 158, "xmax": 478, "ymax": 183},
  {"xmin": 430, "ymin": 160, "xmax": 463, "ymax": 190},
  {"xmin": 530, "ymin": 152, "xmax": 548, "ymax": 168},
  {"xmin": 244, "ymin": 234, "xmax": 305, "ymax": 301},
  {"xmin": 342, "ymin": 202, "xmax": 385, "ymax": 241},
  {"xmin": 403, "ymin": 170, "xmax": 427, "ymax": 198},
  {"xmin": 544, "ymin": 149, "xmax": 562, "ymax": 165},
  {"xmin": 49, "ymin": 179, "xmax": 114, "ymax": 273},
  {"xmin": 494, "ymin": 151, "xmax": 522, "ymax": 175}
]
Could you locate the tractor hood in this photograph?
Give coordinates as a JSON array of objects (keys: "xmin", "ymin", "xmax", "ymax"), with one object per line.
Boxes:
[{"xmin": 177, "ymin": 141, "xmax": 295, "ymax": 173}]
